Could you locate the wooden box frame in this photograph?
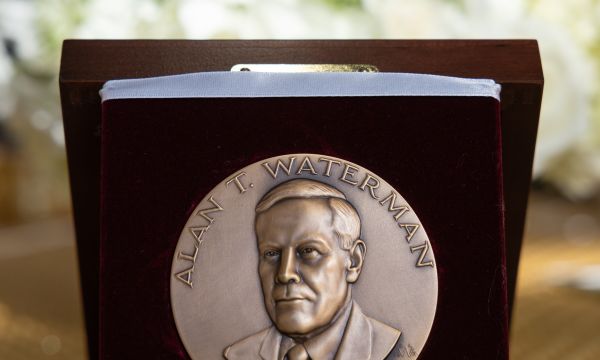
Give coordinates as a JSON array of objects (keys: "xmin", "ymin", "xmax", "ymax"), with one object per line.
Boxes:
[{"xmin": 59, "ymin": 40, "xmax": 543, "ymax": 359}]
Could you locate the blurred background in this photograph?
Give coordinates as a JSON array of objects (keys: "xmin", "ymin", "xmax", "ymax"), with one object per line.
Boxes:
[{"xmin": 0, "ymin": 0, "xmax": 599, "ymax": 359}]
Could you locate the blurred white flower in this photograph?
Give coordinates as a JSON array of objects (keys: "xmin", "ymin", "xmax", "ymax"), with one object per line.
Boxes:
[
  {"xmin": 0, "ymin": 0, "xmax": 34, "ymax": 120},
  {"xmin": 0, "ymin": 0, "xmax": 40, "ymax": 60},
  {"xmin": 74, "ymin": 0, "xmax": 141, "ymax": 39},
  {"xmin": 542, "ymin": 141, "xmax": 600, "ymax": 199},
  {"xmin": 526, "ymin": 0, "xmax": 600, "ymax": 198},
  {"xmin": 533, "ymin": 28, "xmax": 595, "ymax": 177},
  {"xmin": 178, "ymin": 0, "xmax": 375, "ymax": 39},
  {"xmin": 362, "ymin": 0, "xmax": 456, "ymax": 38},
  {"xmin": 36, "ymin": 0, "xmax": 184, "ymax": 71},
  {"xmin": 73, "ymin": 0, "xmax": 182, "ymax": 38},
  {"xmin": 529, "ymin": 0, "xmax": 600, "ymax": 47}
]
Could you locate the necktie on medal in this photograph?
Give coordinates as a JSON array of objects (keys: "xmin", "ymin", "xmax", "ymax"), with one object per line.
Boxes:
[{"xmin": 286, "ymin": 344, "xmax": 310, "ymax": 360}]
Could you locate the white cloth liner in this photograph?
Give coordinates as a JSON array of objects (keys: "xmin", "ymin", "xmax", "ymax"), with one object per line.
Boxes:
[{"xmin": 99, "ymin": 71, "xmax": 501, "ymax": 102}]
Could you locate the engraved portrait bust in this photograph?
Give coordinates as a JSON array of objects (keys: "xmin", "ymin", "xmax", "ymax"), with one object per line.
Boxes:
[{"xmin": 224, "ymin": 179, "xmax": 401, "ymax": 360}]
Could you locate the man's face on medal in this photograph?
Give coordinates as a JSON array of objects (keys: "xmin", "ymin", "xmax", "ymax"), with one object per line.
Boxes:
[{"xmin": 256, "ymin": 198, "xmax": 364, "ymax": 336}]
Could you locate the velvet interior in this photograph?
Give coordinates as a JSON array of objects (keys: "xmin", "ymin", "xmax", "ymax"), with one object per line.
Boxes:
[{"xmin": 100, "ymin": 96, "xmax": 507, "ymax": 359}]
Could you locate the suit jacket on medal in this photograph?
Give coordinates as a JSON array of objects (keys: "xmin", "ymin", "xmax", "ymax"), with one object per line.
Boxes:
[{"xmin": 223, "ymin": 301, "xmax": 401, "ymax": 360}]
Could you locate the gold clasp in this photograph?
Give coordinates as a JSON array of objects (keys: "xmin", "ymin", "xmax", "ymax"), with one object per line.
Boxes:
[{"xmin": 230, "ymin": 64, "xmax": 379, "ymax": 72}]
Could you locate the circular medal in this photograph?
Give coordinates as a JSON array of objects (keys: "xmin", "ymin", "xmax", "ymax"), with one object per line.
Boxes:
[{"xmin": 171, "ymin": 154, "xmax": 437, "ymax": 359}]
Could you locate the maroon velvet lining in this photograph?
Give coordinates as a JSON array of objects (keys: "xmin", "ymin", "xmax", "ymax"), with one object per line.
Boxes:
[{"xmin": 100, "ymin": 96, "xmax": 507, "ymax": 359}]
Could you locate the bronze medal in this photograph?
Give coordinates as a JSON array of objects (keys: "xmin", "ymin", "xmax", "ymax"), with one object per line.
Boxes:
[{"xmin": 171, "ymin": 154, "xmax": 438, "ymax": 359}]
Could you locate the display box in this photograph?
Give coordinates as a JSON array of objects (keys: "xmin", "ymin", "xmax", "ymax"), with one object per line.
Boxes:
[{"xmin": 59, "ymin": 40, "xmax": 543, "ymax": 359}]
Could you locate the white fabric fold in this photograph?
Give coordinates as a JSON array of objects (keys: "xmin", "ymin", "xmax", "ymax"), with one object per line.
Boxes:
[{"xmin": 99, "ymin": 71, "xmax": 500, "ymax": 101}]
